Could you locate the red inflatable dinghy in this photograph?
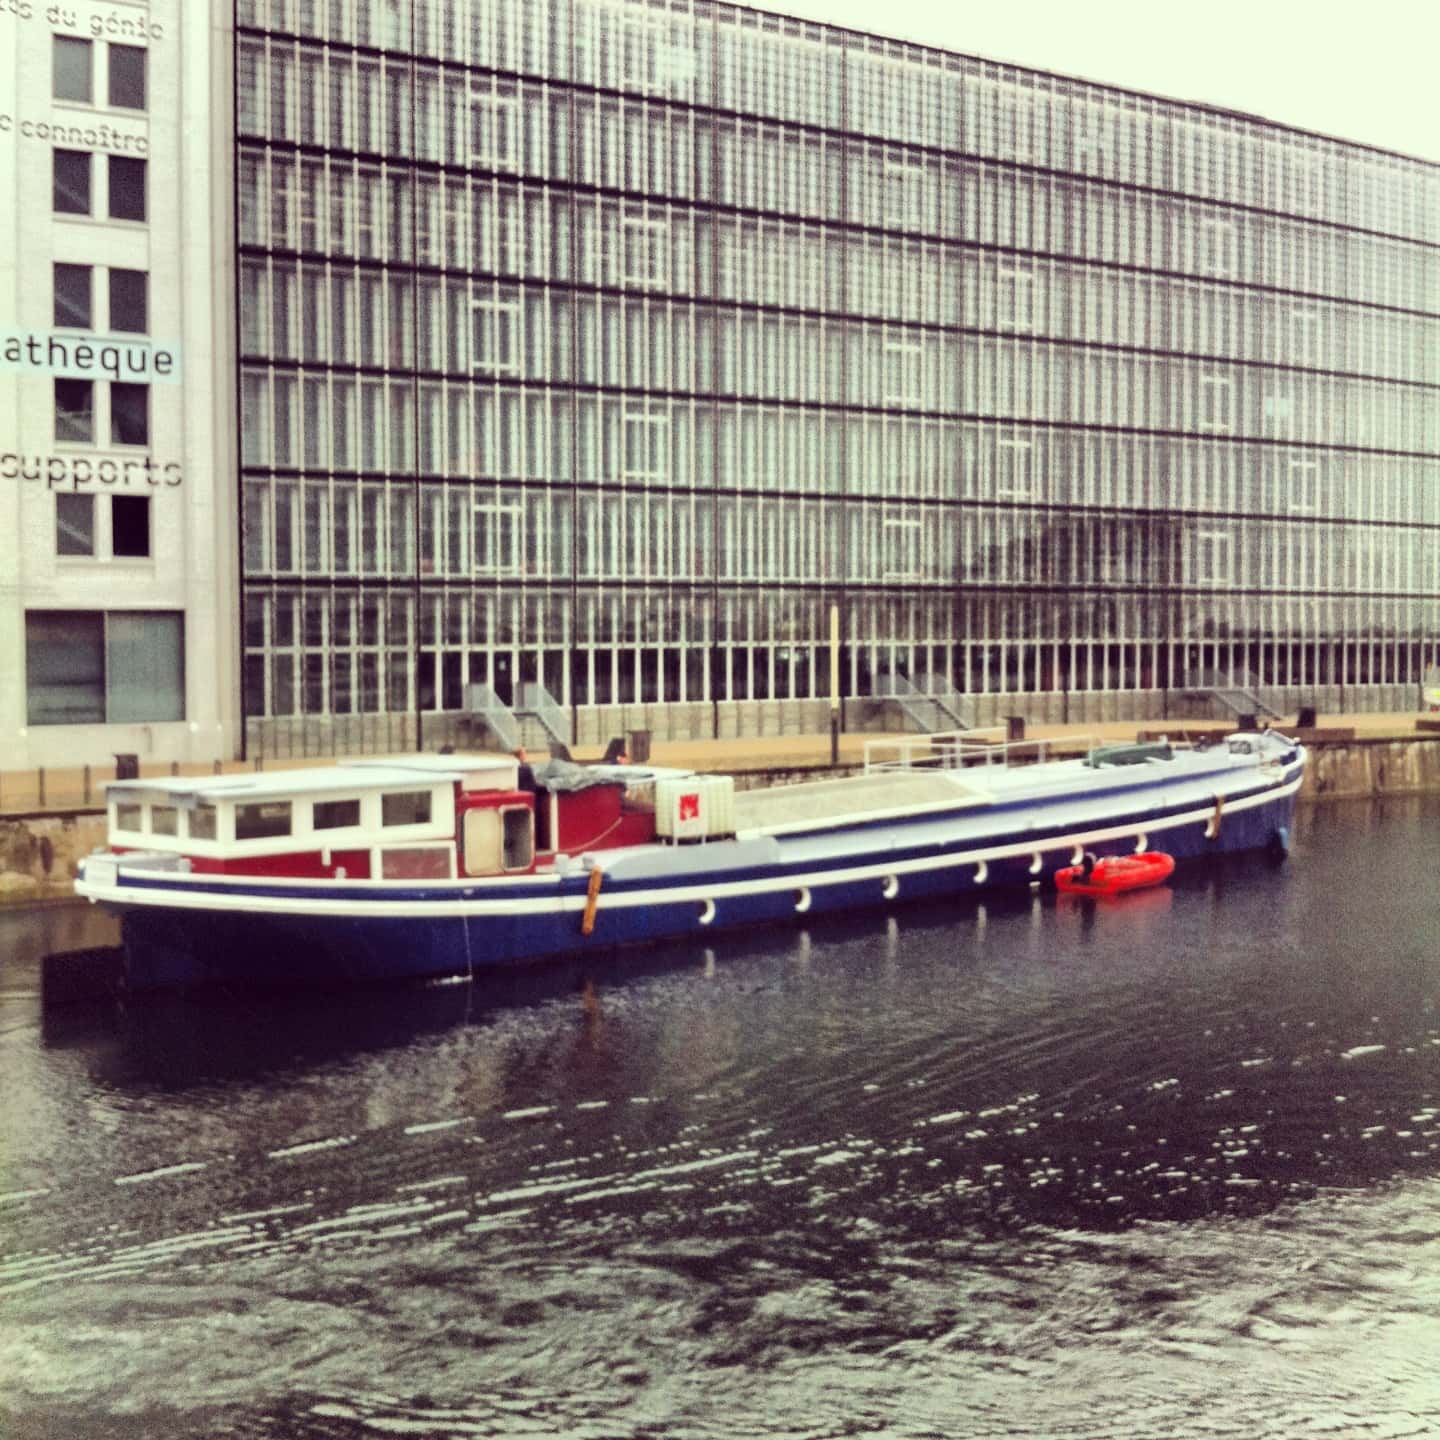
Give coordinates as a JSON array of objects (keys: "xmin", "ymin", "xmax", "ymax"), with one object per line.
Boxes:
[{"xmin": 1054, "ymin": 851, "xmax": 1175, "ymax": 896}]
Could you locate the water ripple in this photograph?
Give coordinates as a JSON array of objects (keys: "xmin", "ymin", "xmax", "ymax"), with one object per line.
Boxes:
[{"xmin": 1, "ymin": 798, "xmax": 1437, "ymax": 1439}]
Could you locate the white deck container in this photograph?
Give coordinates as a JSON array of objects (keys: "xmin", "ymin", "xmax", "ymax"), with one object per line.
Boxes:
[{"xmin": 655, "ymin": 774, "xmax": 736, "ymax": 840}]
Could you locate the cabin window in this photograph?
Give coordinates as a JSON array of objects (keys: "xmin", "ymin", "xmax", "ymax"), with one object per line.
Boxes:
[
  {"xmin": 502, "ymin": 806, "xmax": 533, "ymax": 870},
  {"xmin": 382, "ymin": 790, "xmax": 431, "ymax": 826},
  {"xmin": 150, "ymin": 805, "xmax": 178, "ymax": 836},
  {"xmin": 313, "ymin": 797, "xmax": 362, "ymax": 829},
  {"xmin": 235, "ymin": 801, "xmax": 292, "ymax": 839},
  {"xmin": 188, "ymin": 805, "xmax": 217, "ymax": 840},
  {"xmin": 115, "ymin": 802, "xmax": 142, "ymax": 831},
  {"xmin": 463, "ymin": 805, "xmax": 534, "ymax": 875},
  {"xmin": 379, "ymin": 846, "xmax": 453, "ymax": 880}
]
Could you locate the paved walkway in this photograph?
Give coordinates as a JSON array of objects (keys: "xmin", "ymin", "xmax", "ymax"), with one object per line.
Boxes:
[
  {"xmin": 2, "ymin": 712, "xmax": 1435, "ymax": 813},
  {"xmin": 617, "ymin": 711, "xmax": 1438, "ymax": 775}
]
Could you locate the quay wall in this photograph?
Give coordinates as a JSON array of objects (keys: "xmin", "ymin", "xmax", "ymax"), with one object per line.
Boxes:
[
  {"xmin": 0, "ymin": 814, "xmax": 109, "ymax": 905},
  {"xmin": 1, "ymin": 736, "xmax": 1437, "ymax": 904}
]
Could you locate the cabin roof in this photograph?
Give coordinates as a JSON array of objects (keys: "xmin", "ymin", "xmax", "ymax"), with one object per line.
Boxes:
[
  {"xmin": 104, "ymin": 761, "xmax": 481, "ymax": 803},
  {"xmin": 101, "ymin": 755, "xmax": 683, "ymax": 805},
  {"xmin": 342, "ymin": 753, "xmax": 513, "ymax": 777}
]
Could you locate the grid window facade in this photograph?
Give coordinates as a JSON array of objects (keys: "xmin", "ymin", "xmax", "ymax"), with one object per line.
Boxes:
[{"xmin": 236, "ymin": 0, "xmax": 1440, "ymax": 740}]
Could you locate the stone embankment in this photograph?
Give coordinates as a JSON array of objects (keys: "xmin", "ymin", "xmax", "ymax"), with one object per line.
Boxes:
[
  {"xmin": 1303, "ymin": 736, "xmax": 1440, "ymax": 798},
  {"xmin": 0, "ymin": 813, "xmax": 108, "ymax": 905}
]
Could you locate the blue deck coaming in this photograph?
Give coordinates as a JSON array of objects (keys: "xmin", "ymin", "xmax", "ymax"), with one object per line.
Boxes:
[{"xmin": 107, "ymin": 775, "xmax": 1300, "ymax": 991}]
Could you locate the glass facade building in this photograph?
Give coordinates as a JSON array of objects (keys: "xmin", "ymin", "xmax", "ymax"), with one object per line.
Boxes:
[{"xmin": 234, "ymin": 0, "xmax": 1440, "ymax": 749}]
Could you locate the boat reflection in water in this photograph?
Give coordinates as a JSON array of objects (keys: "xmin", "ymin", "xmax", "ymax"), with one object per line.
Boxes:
[{"xmin": 40, "ymin": 858, "xmax": 1263, "ymax": 1094}]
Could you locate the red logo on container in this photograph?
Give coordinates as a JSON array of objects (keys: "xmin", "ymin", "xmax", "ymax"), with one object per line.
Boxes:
[{"xmin": 679, "ymin": 792, "xmax": 701, "ymax": 821}]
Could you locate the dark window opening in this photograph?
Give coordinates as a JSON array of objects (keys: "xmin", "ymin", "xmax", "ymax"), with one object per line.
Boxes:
[
  {"xmin": 111, "ymin": 495, "xmax": 151, "ymax": 557},
  {"xmin": 235, "ymin": 802, "xmax": 292, "ymax": 840},
  {"xmin": 25, "ymin": 611, "xmax": 105, "ymax": 725},
  {"xmin": 110, "ymin": 382, "xmax": 149, "ymax": 446},
  {"xmin": 53, "ymin": 36, "xmax": 92, "ymax": 102},
  {"xmin": 55, "ymin": 378, "xmax": 94, "ymax": 443},
  {"xmin": 381, "ymin": 790, "xmax": 431, "ymax": 826},
  {"xmin": 313, "ymin": 798, "xmax": 362, "ymax": 829},
  {"xmin": 108, "ymin": 44, "xmax": 146, "ymax": 110},
  {"xmin": 53, "ymin": 149, "xmax": 91, "ymax": 214},
  {"xmin": 54, "ymin": 263, "xmax": 91, "ymax": 328},
  {"xmin": 108, "ymin": 156, "xmax": 146, "ymax": 221},
  {"xmin": 109, "ymin": 269, "xmax": 148, "ymax": 333},
  {"xmin": 56, "ymin": 493, "xmax": 95, "ymax": 556},
  {"xmin": 502, "ymin": 806, "xmax": 534, "ymax": 870}
]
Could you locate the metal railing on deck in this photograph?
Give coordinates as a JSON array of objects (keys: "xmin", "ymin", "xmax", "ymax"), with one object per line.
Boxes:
[{"xmin": 863, "ymin": 730, "xmax": 1095, "ymax": 775}]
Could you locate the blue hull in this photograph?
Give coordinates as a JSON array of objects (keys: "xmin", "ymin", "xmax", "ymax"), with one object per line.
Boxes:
[{"xmin": 107, "ymin": 771, "xmax": 1300, "ymax": 992}]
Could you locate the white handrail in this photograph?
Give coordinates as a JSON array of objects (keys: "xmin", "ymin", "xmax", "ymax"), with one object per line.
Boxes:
[{"xmin": 863, "ymin": 731, "xmax": 1099, "ymax": 775}]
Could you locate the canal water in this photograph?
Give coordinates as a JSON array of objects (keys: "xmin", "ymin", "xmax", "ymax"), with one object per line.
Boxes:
[{"xmin": 1, "ymin": 798, "xmax": 1436, "ymax": 1439}]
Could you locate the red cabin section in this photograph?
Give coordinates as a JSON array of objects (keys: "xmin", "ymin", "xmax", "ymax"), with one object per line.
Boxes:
[
  {"xmin": 456, "ymin": 776, "xmax": 657, "ymax": 878},
  {"xmin": 101, "ymin": 755, "xmax": 662, "ymax": 884},
  {"xmin": 185, "ymin": 849, "xmax": 377, "ymax": 880}
]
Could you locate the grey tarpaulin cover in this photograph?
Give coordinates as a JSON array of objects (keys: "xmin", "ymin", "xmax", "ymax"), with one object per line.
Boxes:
[{"xmin": 531, "ymin": 759, "xmax": 626, "ymax": 792}]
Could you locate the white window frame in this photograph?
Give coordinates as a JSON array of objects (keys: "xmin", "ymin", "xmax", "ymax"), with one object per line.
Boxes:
[
  {"xmin": 996, "ymin": 437, "xmax": 1032, "ymax": 497},
  {"xmin": 472, "ymin": 500, "xmax": 523, "ymax": 576},
  {"xmin": 1198, "ymin": 217, "xmax": 1236, "ymax": 277},
  {"xmin": 620, "ymin": 211, "xmax": 669, "ymax": 288},
  {"xmin": 882, "ymin": 333, "xmax": 923, "ymax": 405},
  {"xmin": 882, "ymin": 156, "xmax": 924, "ymax": 228},
  {"xmin": 997, "ymin": 266, "xmax": 1034, "ymax": 331},
  {"xmin": 882, "ymin": 516, "xmax": 922, "ymax": 580},
  {"xmin": 1198, "ymin": 374, "xmax": 1232, "ymax": 433},
  {"xmin": 470, "ymin": 296, "xmax": 520, "ymax": 374},
  {"xmin": 469, "ymin": 86, "xmax": 518, "ymax": 170},
  {"xmin": 1196, "ymin": 529, "xmax": 1232, "ymax": 585},
  {"xmin": 1287, "ymin": 456, "xmax": 1319, "ymax": 514},
  {"xmin": 622, "ymin": 408, "xmax": 669, "ymax": 481}
]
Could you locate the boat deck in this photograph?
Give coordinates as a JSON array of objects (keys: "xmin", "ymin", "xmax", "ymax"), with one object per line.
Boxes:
[{"xmin": 732, "ymin": 770, "xmax": 988, "ymax": 834}]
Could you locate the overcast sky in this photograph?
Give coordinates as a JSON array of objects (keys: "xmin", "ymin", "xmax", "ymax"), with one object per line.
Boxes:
[{"xmin": 746, "ymin": 0, "xmax": 1440, "ymax": 164}]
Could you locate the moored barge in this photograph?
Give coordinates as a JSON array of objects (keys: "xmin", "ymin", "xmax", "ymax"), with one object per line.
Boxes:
[{"xmin": 75, "ymin": 732, "xmax": 1305, "ymax": 991}]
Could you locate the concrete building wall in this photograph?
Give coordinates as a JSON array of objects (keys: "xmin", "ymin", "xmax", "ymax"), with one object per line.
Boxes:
[{"xmin": 0, "ymin": 0, "xmax": 238, "ymax": 768}]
